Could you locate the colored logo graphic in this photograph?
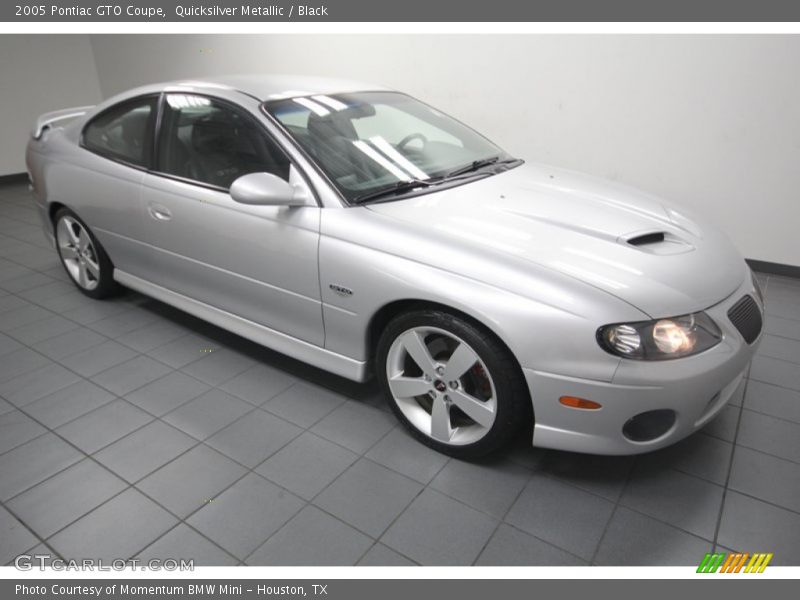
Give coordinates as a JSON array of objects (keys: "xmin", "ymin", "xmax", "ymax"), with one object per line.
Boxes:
[{"xmin": 697, "ymin": 552, "xmax": 773, "ymax": 573}]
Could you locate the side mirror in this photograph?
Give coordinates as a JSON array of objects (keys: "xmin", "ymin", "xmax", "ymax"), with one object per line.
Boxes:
[{"xmin": 229, "ymin": 172, "xmax": 303, "ymax": 206}]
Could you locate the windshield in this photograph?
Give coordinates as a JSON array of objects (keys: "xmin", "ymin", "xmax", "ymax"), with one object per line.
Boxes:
[{"xmin": 264, "ymin": 91, "xmax": 514, "ymax": 203}]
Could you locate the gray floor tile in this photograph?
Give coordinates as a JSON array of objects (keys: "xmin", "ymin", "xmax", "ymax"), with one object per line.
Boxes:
[
  {"xmin": 17, "ymin": 281, "xmax": 76, "ymax": 304},
  {"xmin": 538, "ymin": 451, "xmax": 634, "ymax": 502},
  {"xmin": 33, "ymin": 289, "xmax": 87, "ymax": 313},
  {"xmin": 745, "ymin": 380, "xmax": 800, "ymax": 424},
  {"xmin": 31, "ymin": 327, "xmax": 106, "ymax": 360},
  {"xmin": 737, "ymin": 409, "xmax": 800, "ymax": 463},
  {"xmin": 56, "ymin": 399, "xmax": 153, "ymax": 454},
  {"xmin": 0, "ymin": 397, "xmax": 12, "ymax": 416},
  {"xmin": 91, "ymin": 355, "xmax": 172, "ymax": 397},
  {"xmin": 0, "ymin": 272, "xmax": 54, "ymax": 293},
  {"xmin": 264, "ymin": 382, "xmax": 347, "ymax": 428},
  {"xmin": 61, "ymin": 301, "xmax": 132, "ymax": 326},
  {"xmin": 125, "ymin": 371, "xmax": 210, "ymax": 417},
  {"xmin": 505, "ymin": 474, "xmax": 614, "ymax": 560},
  {"xmin": 310, "ymin": 400, "xmax": 396, "ymax": 455},
  {"xmin": 256, "ymin": 432, "xmax": 358, "ymax": 501},
  {"xmin": 25, "ymin": 380, "xmax": 115, "ymax": 429},
  {"xmin": 0, "ymin": 433, "xmax": 83, "ymax": 501},
  {"xmin": 137, "ymin": 524, "xmax": 237, "ymax": 566},
  {"xmin": 0, "ymin": 505, "xmax": 38, "ymax": 566},
  {"xmin": 0, "ymin": 347, "xmax": 52, "ymax": 383},
  {"xmin": 48, "ymin": 488, "xmax": 177, "ymax": 561},
  {"xmin": 6, "ymin": 459, "xmax": 127, "ymax": 538},
  {"xmin": 94, "ymin": 421, "xmax": 197, "ymax": 483},
  {"xmin": 718, "ymin": 492, "xmax": 800, "ymax": 565},
  {"xmin": 87, "ymin": 308, "xmax": 160, "ymax": 338},
  {"xmin": 0, "ymin": 332, "xmax": 23, "ymax": 357},
  {"xmin": 59, "ymin": 340, "xmax": 138, "ymax": 378},
  {"xmin": 116, "ymin": 320, "xmax": 187, "ymax": 353},
  {"xmin": 0, "ymin": 410, "xmax": 46, "ymax": 454},
  {"xmin": 382, "ymin": 488, "xmax": 497, "ymax": 566},
  {"xmin": 763, "ymin": 315, "xmax": 800, "ymax": 342},
  {"xmin": 476, "ymin": 523, "xmax": 587, "ymax": 566},
  {"xmin": 620, "ymin": 467, "xmax": 724, "ymax": 540},
  {"xmin": 729, "ymin": 446, "xmax": 800, "ymax": 513},
  {"xmin": 0, "ymin": 362, "xmax": 81, "ymax": 408},
  {"xmin": 188, "ymin": 473, "xmax": 304, "ymax": 559},
  {"xmin": 219, "ymin": 364, "xmax": 296, "ymax": 406},
  {"xmin": 365, "ymin": 427, "xmax": 449, "ymax": 485},
  {"xmin": 162, "ymin": 389, "xmax": 252, "ymax": 440},
  {"xmin": 147, "ymin": 334, "xmax": 219, "ymax": 369},
  {"xmin": 701, "ymin": 405, "xmax": 740, "ymax": 442},
  {"xmin": 0, "ymin": 267, "xmax": 33, "ymax": 285},
  {"xmin": 137, "ymin": 445, "xmax": 247, "ymax": 518},
  {"xmin": 206, "ymin": 410, "xmax": 301, "ymax": 468},
  {"xmin": 314, "ymin": 458, "xmax": 422, "ymax": 537},
  {"xmin": 247, "ymin": 505, "xmax": 372, "ymax": 566},
  {"xmin": 636, "ymin": 434, "xmax": 733, "ymax": 486},
  {"xmin": 594, "ymin": 507, "xmax": 712, "ymax": 566},
  {"xmin": 749, "ymin": 355, "xmax": 800, "ymax": 392},
  {"xmin": 430, "ymin": 457, "xmax": 529, "ymax": 519},
  {"xmin": 757, "ymin": 334, "xmax": 800, "ymax": 364},
  {"xmin": 180, "ymin": 348, "xmax": 255, "ymax": 387},
  {"xmin": 0, "ymin": 305, "xmax": 54, "ymax": 333},
  {"xmin": 357, "ymin": 543, "xmax": 416, "ymax": 566},
  {"xmin": 6, "ymin": 314, "xmax": 78, "ymax": 345},
  {"xmin": 765, "ymin": 298, "xmax": 800, "ymax": 321},
  {"xmin": 0, "ymin": 294, "xmax": 28, "ymax": 314}
]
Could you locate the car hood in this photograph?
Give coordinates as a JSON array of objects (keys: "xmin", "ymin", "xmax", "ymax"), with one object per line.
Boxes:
[{"xmin": 367, "ymin": 163, "xmax": 747, "ymax": 317}]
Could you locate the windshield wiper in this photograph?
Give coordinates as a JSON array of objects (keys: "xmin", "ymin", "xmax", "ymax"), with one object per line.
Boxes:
[
  {"xmin": 445, "ymin": 156, "xmax": 520, "ymax": 179},
  {"xmin": 352, "ymin": 179, "xmax": 432, "ymax": 205}
]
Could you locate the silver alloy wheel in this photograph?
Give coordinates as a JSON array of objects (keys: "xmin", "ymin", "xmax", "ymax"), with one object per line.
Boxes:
[
  {"xmin": 56, "ymin": 216, "xmax": 100, "ymax": 291},
  {"xmin": 386, "ymin": 326, "xmax": 498, "ymax": 445}
]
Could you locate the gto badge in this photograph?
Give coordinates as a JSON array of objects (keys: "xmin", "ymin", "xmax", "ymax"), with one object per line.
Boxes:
[{"xmin": 329, "ymin": 284, "xmax": 353, "ymax": 297}]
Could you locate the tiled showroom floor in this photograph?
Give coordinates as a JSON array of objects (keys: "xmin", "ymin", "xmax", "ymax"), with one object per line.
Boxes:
[{"xmin": 1, "ymin": 180, "xmax": 799, "ymax": 567}]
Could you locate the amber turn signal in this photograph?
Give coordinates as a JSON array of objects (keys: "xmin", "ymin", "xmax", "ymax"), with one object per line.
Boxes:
[{"xmin": 559, "ymin": 396, "xmax": 602, "ymax": 410}]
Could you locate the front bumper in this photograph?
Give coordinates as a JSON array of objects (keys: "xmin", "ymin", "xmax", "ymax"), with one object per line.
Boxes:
[{"xmin": 526, "ymin": 278, "xmax": 763, "ymax": 455}]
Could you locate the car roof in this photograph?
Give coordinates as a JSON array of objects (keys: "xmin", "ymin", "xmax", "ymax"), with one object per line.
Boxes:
[
  {"xmin": 115, "ymin": 74, "xmax": 390, "ymax": 103},
  {"xmin": 200, "ymin": 74, "xmax": 390, "ymax": 100}
]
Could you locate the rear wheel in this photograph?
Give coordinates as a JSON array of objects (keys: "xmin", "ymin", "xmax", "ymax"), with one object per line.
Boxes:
[
  {"xmin": 54, "ymin": 208, "xmax": 118, "ymax": 299},
  {"xmin": 376, "ymin": 309, "xmax": 531, "ymax": 458}
]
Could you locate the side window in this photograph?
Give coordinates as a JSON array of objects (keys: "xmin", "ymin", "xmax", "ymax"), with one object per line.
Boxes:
[
  {"xmin": 157, "ymin": 94, "xmax": 291, "ymax": 189},
  {"xmin": 82, "ymin": 97, "xmax": 157, "ymax": 168}
]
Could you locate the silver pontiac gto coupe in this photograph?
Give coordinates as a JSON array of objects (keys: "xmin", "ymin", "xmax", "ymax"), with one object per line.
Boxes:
[{"xmin": 26, "ymin": 75, "xmax": 764, "ymax": 458}]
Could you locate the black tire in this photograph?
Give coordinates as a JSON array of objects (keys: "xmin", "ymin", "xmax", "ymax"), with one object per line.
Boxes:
[
  {"xmin": 376, "ymin": 308, "xmax": 531, "ymax": 459},
  {"xmin": 53, "ymin": 207, "xmax": 119, "ymax": 299}
]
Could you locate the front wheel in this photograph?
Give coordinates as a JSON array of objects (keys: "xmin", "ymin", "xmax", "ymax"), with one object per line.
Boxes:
[
  {"xmin": 54, "ymin": 208, "xmax": 118, "ymax": 299},
  {"xmin": 376, "ymin": 309, "xmax": 531, "ymax": 458}
]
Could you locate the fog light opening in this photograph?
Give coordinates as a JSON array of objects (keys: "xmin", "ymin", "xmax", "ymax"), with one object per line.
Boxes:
[
  {"xmin": 559, "ymin": 396, "xmax": 602, "ymax": 410},
  {"xmin": 622, "ymin": 409, "xmax": 676, "ymax": 442}
]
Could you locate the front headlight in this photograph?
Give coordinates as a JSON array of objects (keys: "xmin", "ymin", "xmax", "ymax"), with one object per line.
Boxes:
[{"xmin": 597, "ymin": 312, "xmax": 722, "ymax": 360}]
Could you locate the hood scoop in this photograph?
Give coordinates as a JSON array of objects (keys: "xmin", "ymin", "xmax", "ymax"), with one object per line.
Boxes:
[
  {"xmin": 620, "ymin": 230, "xmax": 694, "ymax": 255},
  {"xmin": 627, "ymin": 231, "xmax": 665, "ymax": 246}
]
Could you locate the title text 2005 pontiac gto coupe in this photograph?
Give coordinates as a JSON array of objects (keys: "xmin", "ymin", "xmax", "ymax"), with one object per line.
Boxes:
[{"xmin": 26, "ymin": 75, "xmax": 764, "ymax": 457}]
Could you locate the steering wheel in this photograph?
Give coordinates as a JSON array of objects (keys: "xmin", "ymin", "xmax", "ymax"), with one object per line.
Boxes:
[{"xmin": 397, "ymin": 132, "xmax": 428, "ymax": 152}]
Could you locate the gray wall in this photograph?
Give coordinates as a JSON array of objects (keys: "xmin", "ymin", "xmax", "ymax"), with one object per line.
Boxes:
[{"xmin": 0, "ymin": 35, "xmax": 103, "ymax": 176}]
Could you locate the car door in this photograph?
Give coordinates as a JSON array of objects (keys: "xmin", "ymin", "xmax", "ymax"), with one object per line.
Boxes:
[
  {"xmin": 138, "ymin": 92, "xmax": 324, "ymax": 346},
  {"xmin": 72, "ymin": 95, "xmax": 158, "ymax": 279}
]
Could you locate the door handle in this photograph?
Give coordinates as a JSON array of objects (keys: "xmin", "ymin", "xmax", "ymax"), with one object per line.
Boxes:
[{"xmin": 147, "ymin": 203, "xmax": 172, "ymax": 221}]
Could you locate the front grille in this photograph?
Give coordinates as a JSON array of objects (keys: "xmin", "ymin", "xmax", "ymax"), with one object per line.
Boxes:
[{"xmin": 727, "ymin": 295, "xmax": 763, "ymax": 344}]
